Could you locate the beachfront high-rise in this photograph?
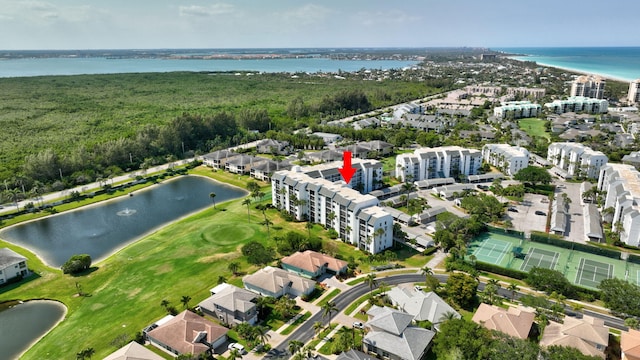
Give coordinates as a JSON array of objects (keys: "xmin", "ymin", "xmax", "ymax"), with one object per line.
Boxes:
[
  {"xmin": 571, "ymin": 75, "xmax": 606, "ymax": 99},
  {"xmin": 395, "ymin": 146, "xmax": 482, "ymax": 182},
  {"xmin": 629, "ymin": 79, "xmax": 640, "ymax": 104}
]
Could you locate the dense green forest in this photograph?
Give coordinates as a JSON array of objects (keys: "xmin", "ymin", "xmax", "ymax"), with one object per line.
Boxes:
[{"xmin": 0, "ymin": 71, "xmax": 451, "ymax": 197}]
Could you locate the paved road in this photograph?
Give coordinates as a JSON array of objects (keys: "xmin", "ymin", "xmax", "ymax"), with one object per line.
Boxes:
[{"xmin": 265, "ymin": 273, "xmax": 627, "ymax": 359}]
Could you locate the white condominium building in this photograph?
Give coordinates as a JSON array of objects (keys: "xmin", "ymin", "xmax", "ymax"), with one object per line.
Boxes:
[
  {"xmin": 481, "ymin": 144, "xmax": 529, "ymax": 176},
  {"xmin": 493, "ymin": 101, "xmax": 542, "ymax": 119},
  {"xmin": 272, "ymin": 168, "xmax": 393, "ymax": 254},
  {"xmin": 571, "ymin": 75, "xmax": 606, "ymax": 99},
  {"xmin": 547, "ymin": 142, "xmax": 608, "ymax": 179},
  {"xmin": 544, "ymin": 96, "xmax": 608, "ymax": 114},
  {"xmin": 302, "ymin": 158, "xmax": 383, "ymax": 194},
  {"xmin": 395, "ymin": 146, "xmax": 482, "ymax": 182},
  {"xmin": 598, "ymin": 164, "xmax": 640, "ymax": 247},
  {"xmin": 506, "ymin": 87, "xmax": 546, "ymax": 99},
  {"xmin": 629, "ymin": 79, "xmax": 640, "ymax": 104}
]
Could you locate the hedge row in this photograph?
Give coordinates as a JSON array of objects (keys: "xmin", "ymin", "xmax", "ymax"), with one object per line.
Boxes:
[
  {"xmin": 486, "ymin": 225, "xmax": 525, "ymax": 239},
  {"xmin": 529, "ymin": 232, "xmax": 621, "ymax": 259},
  {"xmin": 475, "ymin": 261, "xmax": 528, "ymax": 280},
  {"xmin": 423, "ymin": 246, "xmax": 438, "ymax": 256}
]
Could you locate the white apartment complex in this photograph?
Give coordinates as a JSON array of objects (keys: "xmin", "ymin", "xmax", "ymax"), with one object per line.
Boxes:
[
  {"xmin": 629, "ymin": 79, "xmax": 640, "ymax": 104},
  {"xmin": 548, "ymin": 142, "xmax": 608, "ymax": 179},
  {"xmin": 506, "ymin": 87, "xmax": 546, "ymax": 99},
  {"xmin": 493, "ymin": 101, "xmax": 542, "ymax": 119},
  {"xmin": 481, "ymin": 144, "xmax": 530, "ymax": 176},
  {"xmin": 0, "ymin": 248, "xmax": 28, "ymax": 285},
  {"xmin": 571, "ymin": 75, "xmax": 606, "ymax": 99},
  {"xmin": 302, "ymin": 158, "xmax": 383, "ymax": 194},
  {"xmin": 395, "ymin": 146, "xmax": 482, "ymax": 182},
  {"xmin": 544, "ymin": 96, "xmax": 608, "ymax": 114},
  {"xmin": 272, "ymin": 168, "xmax": 393, "ymax": 254},
  {"xmin": 598, "ymin": 164, "xmax": 640, "ymax": 247}
]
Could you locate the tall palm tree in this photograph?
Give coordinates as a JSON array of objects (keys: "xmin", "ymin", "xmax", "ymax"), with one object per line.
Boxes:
[
  {"xmin": 365, "ymin": 273, "xmax": 378, "ymax": 297},
  {"xmin": 228, "ymin": 348, "xmax": 242, "ymax": 360},
  {"xmin": 209, "ymin": 192, "xmax": 216, "ymax": 208},
  {"xmin": 507, "ymin": 283, "xmax": 519, "ymax": 301},
  {"xmin": 160, "ymin": 299, "xmax": 170, "ymax": 310},
  {"xmin": 321, "ymin": 301, "xmax": 338, "ymax": 320},
  {"xmin": 255, "ymin": 325, "xmax": 271, "ymax": 346},
  {"xmin": 180, "ymin": 295, "xmax": 191, "ymax": 309},
  {"xmin": 261, "ymin": 218, "xmax": 274, "ymax": 239},
  {"xmin": 313, "ymin": 321, "xmax": 324, "ymax": 336},
  {"xmin": 242, "ymin": 198, "xmax": 252, "ymax": 222},
  {"xmin": 438, "ymin": 311, "xmax": 459, "ymax": 324},
  {"xmin": 401, "ymin": 181, "xmax": 417, "ymax": 209},
  {"xmin": 83, "ymin": 348, "xmax": 95, "ymax": 360},
  {"xmin": 288, "ymin": 340, "xmax": 304, "ymax": 355},
  {"xmin": 306, "ymin": 222, "xmax": 314, "ymax": 239}
]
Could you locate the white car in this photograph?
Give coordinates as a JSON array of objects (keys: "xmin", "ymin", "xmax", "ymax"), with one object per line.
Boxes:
[
  {"xmin": 353, "ymin": 322, "xmax": 364, "ymax": 329},
  {"xmin": 228, "ymin": 343, "xmax": 246, "ymax": 354}
]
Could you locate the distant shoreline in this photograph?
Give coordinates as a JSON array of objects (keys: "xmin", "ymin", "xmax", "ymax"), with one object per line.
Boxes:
[{"xmin": 506, "ymin": 55, "xmax": 635, "ymax": 83}]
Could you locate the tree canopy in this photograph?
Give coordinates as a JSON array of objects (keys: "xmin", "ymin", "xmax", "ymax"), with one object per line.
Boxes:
[
  {"xmin": 61, "ymin": 254, "xmax": 92, "ymax": 274},
  {"xmin": 513, "ymin": 166, "xmax": 552, "ymax": 186},
  {"xmin": 599, "ymin": 277, "xmax": 640, "ymax": 317}
]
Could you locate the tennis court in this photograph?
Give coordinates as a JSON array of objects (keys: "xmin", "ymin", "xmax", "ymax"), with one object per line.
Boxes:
[
  {"xmin": 472, "ymin": 237, "xmax": 511, "ymax": 265},
  {"xmin": 520, "ymin": 248, "xmax": 560, "ymax": 272},
  {"xmin": 575, "ymin": 258, "xmax": 613, "ymax": 289}
]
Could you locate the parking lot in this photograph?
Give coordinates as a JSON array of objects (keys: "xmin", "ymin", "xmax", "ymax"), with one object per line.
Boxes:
[{"xmin": 504, "ymin": 193, "xmax": 550, "ymax": 235}]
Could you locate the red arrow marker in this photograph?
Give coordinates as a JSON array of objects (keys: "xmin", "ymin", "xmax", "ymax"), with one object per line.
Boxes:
[{"xmin": 338, "ymin": 151, "xmax": 356, "ymax": 184}]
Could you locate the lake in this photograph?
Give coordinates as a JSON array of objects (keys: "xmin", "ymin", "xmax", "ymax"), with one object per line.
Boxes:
[
  {"xmin": 0, "ymin": 300, "xmax": 66, "ymax": 360},
  {"xmin": 0, "ymin": 176, "xmax": 246, "ymax": 268}
]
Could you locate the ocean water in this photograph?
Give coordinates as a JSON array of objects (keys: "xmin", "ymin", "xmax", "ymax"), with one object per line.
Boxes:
[
  {"xmin": 0, "ymin": 57, "xmax": 419, "ymax": 78},
  {"xmin": 496, "ymin": 47, "xmax": 640, "ymax": 82}
]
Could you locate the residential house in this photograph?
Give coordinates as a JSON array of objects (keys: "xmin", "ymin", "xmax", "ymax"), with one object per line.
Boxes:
[
  {"xmin": 306, "ymin": 149, "xmax": 344, "ymax": 163},
  {"xmin": 198, "ymin": 283, "xmax": 258, "ymax": 326},
  {"xmin": 225, "ymin": 154, "xmax": 258, "ymax": 175},
  {"xmin": 386, "ymin": 287, "xmax": 460, "ymax": 330},
  {"xmin": 281, "ymin": 250, "xmax": 348, "ymax": 279},
  {"xmin": 255, "ymin": 139, "xmax": 289, "ymax": 155},
  {"xmin": 359, "ymin": 140, "xmax": 394, "ymax": 156},
  {"xmin": 243, "ymin": 266, "xmax": 316, "ymax": 298},
  {"xmin": 103, "ymin": 341, "xmax": 166, "ymax": 360},
  {"xmin": 201, "ymin": 150, "xmax": 240, "ymax": 170},
  {"xmin": 147, "ymin": 310, "xmax": 229, "ymax": 357},
  {"xmin": 621, "ymin": 328, "xmax": 640, "ymax": 360},
  {"xmin": 539, "ymin": 315, "xmax": 608, "ymax": 359},
  {"xmin": 337, "ymin": 349, "xmax": 376, "ymax": 360},
  {"xmin": 472, "ymin": 303, "xmax": 535, "ymax": 339},
  {"xmin": 363, "ymin": 306, "xmax": 436, "ymax": 360},
  {"xmin": 0, "ymin": 248, "xmax": 28, "ymax": 285},
  {"xmin": 312, "ymin": 132, "xmax": 343, "ymax": 144},
  {"xmin": 623, "ymin": 151, "xmax": 640, "ymax": 170},
  {"xmin": 250, "ymin": 159, "xmax": 291, "ymax": 182}
]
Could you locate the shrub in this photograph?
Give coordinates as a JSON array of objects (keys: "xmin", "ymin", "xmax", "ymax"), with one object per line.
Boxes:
[{"xmin": 61, "ymin": 254, "xmax": 92, "ymax": 274}]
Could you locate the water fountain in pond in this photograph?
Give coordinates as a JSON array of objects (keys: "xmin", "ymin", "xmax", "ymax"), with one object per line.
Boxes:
[{"xmin": 116, "ymin": 208, "xmax": 137, "ymax": 216}]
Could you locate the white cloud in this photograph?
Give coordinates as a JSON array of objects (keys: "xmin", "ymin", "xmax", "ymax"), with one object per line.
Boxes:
[
  {"xmin": 356, "ymin": 10, "xmax": 421, "ymax": 26},
  {"xmin": 179, "ymin": 3, "xmax": 234, "ymax": 17}
]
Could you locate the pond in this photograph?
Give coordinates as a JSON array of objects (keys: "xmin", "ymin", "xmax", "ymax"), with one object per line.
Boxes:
[
  {"xmin": 0, "ymin": 176, "xmax": 246, "ymax": 267},
  {"xmin": 0, "ymin": 300, "xmax": 66, "ymax": 359}
]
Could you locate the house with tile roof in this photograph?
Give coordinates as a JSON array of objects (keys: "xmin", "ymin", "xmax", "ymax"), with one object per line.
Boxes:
[
  {"xmin": 539, "ymin": 315, "xmax": 608, "ymax": 359},
  {"xmin": 198, "ymin": 283, "xmax": 258, "ymax": 326},
  {"xmin": 622, "ymin": 328, "xmax": 640, "ymax": 360},
  {"xmin": 103, "ymin": 341, "xmax": 165, "ymax": 360},
  {"xmin": 146, "ymin": 310, "xmax": 228, "ymax": 357},
  {"xmin": 386, "ymin": 287, "xmax": 460, "ymax": 330},
  {"xmin": 243, "ymin": 266, "xmax": 316, "ymax": 298},
  {"xmin": 363, "ymin": 306, "xmax": 435, "ymax": 360},
  {"xmin": 281, "ymin": 250, "xmax": 348, "ymax": 279},
  {"xmin": 472, "ymin": 303, "xmax": 535, "ymax": 339}
]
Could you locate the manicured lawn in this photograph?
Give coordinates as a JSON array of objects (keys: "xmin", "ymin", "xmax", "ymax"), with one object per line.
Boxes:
[
  {"xmin": 317, "ymin": 289, "xmax": 341, "ymax": 307},
  {"xmin": 518, "ymin": 117, "xmax": 550, "ymax": 140},
  {"xmin": 280, "ymin": 311, "xmax": 312, "ymax": 335}
]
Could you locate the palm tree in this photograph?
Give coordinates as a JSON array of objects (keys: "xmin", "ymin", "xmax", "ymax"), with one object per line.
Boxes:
[
  {"xmin": 209, "ymin": 192, "xmax": 217, "ymax": 208},
  {"xmin": 261, "ymin": 218, "xmax": 274, "ymax": 239},
  {"xmin": 626, "ymin": 318, "xmax": 640, "ymax": 330},
  {"xmin": 180, "ymin": 295, "xmax": 191, "ymax": 309},
  {"xmin": 306, "ymin": 222, "xmax": 314, "ymax": 239},
  {"xmin": 507, "ymin": 283, "xmax": 519, "ymax": 301},
  {"xmin": 401, "ymin": 181, "xmax": 417, "ymax": 208},
  {"xmin": 255, "ymin": 325, "xmax": 271, "ymax": 346},
  {"xmin": 313, "ymin": 321, "xmax": 324, "ymax": 337},
  {"xmin": 321, "ymin": 301, "xmax": 338, "ymax": 320},
  {"xmin": 326, "ymin": 212, "xmax": 336, "ymax": 229},
  {"xmin": 160, "ymin": 299, "xmax": 170, "ymax": 310},
  {"xmin": 242, "ymin": 198, "xmax": 252, "ymax": 222},
  {"xmin": 217, "ymin": 275, "xmax": 227, "ymax": 284},
  {"xmin": 365, "ymin": 273, "xmax": 378, "ymax": 297},
  {"xmin": 228, "ymin": 262, "xmax": 240, "ymax": 276},
  {"xmin": 83, "ymin": 348, "xmax": 95, "ymax": 359},
  {"xmin": 438, "ymin": 311, "xmax": 459, "ymax": 326},
  {"xmin": 288, "ymin": 340, "xmax": 304, "ymax": 355},
  {"xmin": 228, "ymin": 348, "xmax": 242, "ymax": 360}
]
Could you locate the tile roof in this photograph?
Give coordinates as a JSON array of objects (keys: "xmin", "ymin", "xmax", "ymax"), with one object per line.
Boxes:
[
  {"xmin": 539, "ymin": 316, "xmax": 607, "ymax": 359},
  {"xmin": 199, "ymin": 284, "xmax": 257, "ymax": 313},
  {"xmin": 243, "ymin": 266, "xmax": 316, "ymax": 295},
  {"xmin": 472, "ymin": 304, "xmax": 534, "ymax": 339},
  {"xmin": 281, "ymin": 250, "xmax": 347, "ymax": 274},
  {"xmin": 622, "ymin": 329, "xmax": 640, "ymax": 360},
  {"xmin": 103, "ymin": 341, "xmax": 165, "ymax": 360},
  {"xmin": 147, "ymin": 310, "xmax": 228, "ymax": 356}
]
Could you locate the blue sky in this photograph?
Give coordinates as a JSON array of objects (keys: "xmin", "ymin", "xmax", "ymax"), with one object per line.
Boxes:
[{"xmin": 0, "ymin": 0, "xmax": 638, "ymax": 50}]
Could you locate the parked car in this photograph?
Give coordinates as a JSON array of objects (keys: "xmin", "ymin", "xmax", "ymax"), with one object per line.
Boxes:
[
  {"xmin": 228, "ymin": 343, "xmax": 246, "ymax": 354},
  {"xmin": 353, "ymin": 322, "xmax": 364, "ymax": 329},
  {"xmin": 508, "ymin": 207, "xmax": 518, "ymax": 212},
  {"xmin": 535, "ymin": 210, "xmax": 546, "ymax": 216}
]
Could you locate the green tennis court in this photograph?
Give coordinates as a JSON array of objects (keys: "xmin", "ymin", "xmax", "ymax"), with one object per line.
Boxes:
[
  {"xmin": 472, "ymin": 237, "xmax": 511, "ymax": 265},
  {"xmin": 575, "ymin": 258, "xmax": 613, "ymax": 289},
  {"xmin": 520, "ymin": 248, "xmax": 560, "ymax": 271}
]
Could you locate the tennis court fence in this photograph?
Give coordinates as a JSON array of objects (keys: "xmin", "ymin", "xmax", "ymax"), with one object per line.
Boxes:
[{"xmin": 529, "ymin": 232, "xmax": 622, "ymax": 259}]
